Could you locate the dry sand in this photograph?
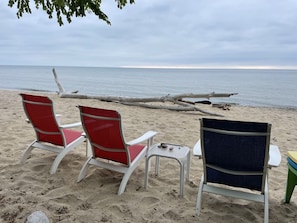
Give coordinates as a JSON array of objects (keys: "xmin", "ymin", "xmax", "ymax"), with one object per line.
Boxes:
[{"xmin": 0, "ymin": 89, "xmax": 297, "ymax": 223}]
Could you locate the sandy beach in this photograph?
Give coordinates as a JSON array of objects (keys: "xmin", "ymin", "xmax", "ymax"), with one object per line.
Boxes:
[{"xmin": 1, "ymin": 89, "xmax": 297, "ymax": 223}]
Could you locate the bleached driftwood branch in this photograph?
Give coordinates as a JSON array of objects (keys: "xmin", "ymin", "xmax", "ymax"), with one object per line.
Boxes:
[
  {"xmin": 52, "ymin": 68, "xmax": 237, "ymax": 116},
  {"xmin": 53, "ymin": 68, "xmax": 66, "ymax": 96}
]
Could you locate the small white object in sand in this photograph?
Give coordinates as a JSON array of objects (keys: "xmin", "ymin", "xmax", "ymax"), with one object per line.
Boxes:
[{"xmin": 26, "ymin": 211, "xmax": 50, "ymax": 223}]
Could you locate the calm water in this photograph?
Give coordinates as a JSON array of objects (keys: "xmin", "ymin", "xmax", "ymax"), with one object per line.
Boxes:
[{"xmin": 1, "ymin": 65, "xmax": 297, "ymax": 108}]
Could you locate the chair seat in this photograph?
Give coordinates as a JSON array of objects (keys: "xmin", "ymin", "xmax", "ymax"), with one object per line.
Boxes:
[
  {"xmin": 63, "ymin": 129, "xmax": 84, "ymax": 145},
  {"xmin": 128, "ymin": 144, "xmax": 146, "ymax": 162}
]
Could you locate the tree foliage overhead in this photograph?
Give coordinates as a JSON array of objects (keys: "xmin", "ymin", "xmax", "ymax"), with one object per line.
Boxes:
[{"xmin": 8, "ymin": 0, "xmax": 135, "ymax": 26}]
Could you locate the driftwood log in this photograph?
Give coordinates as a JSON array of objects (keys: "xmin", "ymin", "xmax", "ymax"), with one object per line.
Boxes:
[{"xmin": 53, "ymin": 68, "xmax": 238, "ymax": 116}]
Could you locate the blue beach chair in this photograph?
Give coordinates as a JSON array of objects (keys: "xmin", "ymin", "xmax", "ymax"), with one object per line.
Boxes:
[{"xmin": 195, "ymin": 118, "xmax": 280, "ymax": 223}]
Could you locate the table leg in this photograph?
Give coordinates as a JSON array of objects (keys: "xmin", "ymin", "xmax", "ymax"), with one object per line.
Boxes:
[
  {"xmin": 186, "ymin": 151, "xmax": 190, "ymax": 181},
  {"xmin": 180, "ymin": 161, "xmax": 185, "ymax": 198},
  {"xmin": 144, "ymin": 156, "xmax": 151, "ymax": 189},
  {"xmin": 155, "ymin": 156, "xmax": 160, "ymax": 176}
]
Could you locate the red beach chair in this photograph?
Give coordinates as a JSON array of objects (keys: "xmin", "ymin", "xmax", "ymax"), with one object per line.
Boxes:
[
  {"xmin": 77, "ymin": 106, "xmax": 157, "ymax": 195},
  {"xmin": 20, "ymin": 93, "xmax": 85, "ymax": 174}
]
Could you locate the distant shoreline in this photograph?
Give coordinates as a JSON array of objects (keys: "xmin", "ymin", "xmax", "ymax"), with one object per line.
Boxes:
[{"xmin": 1, "ymin": 64, "xmax": 297, "ymax": 71}]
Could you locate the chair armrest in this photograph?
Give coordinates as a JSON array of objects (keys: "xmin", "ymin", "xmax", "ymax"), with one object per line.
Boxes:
[
  {"xmin": 193, "ymin": 139, "xmax": 202, "ymax": 159},
  {"xmin": 55, "ymin": 114, "xmax": 62, "ymax": 124},
  {"xmin": 59, "ymin": 122, "xmax": 82, "ymax": 129},
  {"xmin": 126, "ymin": 131, "xmax": 157, "ymax": 145},
  {"xmin": 268, "ymin": 144, "xmax": 281, "ymax": 168}
]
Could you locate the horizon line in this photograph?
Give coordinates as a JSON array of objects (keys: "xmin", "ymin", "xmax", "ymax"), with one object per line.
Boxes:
[
  {"xmin": 1, "ymin": 64, "xmax": 297, "ymax": 70},
  {"xmin": 121, "ymin": 65, "xmax": 297, "ymax": 70}
]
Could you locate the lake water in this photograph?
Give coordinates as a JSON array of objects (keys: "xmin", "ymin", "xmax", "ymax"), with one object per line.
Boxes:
[{"xmin": 1, "ymin": 65, "xmax": 297, "ymax": 109}]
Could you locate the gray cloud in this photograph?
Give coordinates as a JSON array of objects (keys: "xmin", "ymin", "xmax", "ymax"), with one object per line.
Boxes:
[{"xmin": 1, "ymin": 0, "xmax": 297, "ymax": 68}]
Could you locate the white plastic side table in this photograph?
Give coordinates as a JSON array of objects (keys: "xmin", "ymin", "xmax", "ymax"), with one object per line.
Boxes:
[{"xmin": 144, "ymin": 143, "xmax": 190, "ymax": 197}]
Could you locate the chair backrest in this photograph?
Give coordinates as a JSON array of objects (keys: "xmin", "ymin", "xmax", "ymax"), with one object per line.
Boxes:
[
  {"xmin": 78, "ymin": 106, "xmax": 130, "ymax": 165},
  {"xmin": 20, "ymin": 93, "xmax": 65, "ymax": 146},
  {"xmin": 200, "ymin": 118, "xmax": 271, "ymax": 192}
]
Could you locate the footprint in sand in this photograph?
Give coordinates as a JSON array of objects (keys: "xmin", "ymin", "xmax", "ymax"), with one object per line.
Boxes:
[
  {"xmin": 31, "ymin": 164, "xmax": 48, "ymax": 172},
  {"xmin": 109, "ymin": 204, "xmax": 133, "ymax": 219},
  {"xmin": 49, "ymin": 194, "xmax": 82, "ymax": 205},
  {"xmin": 140, "ymin": 196, "xmax": 160, "ymax": 208}
]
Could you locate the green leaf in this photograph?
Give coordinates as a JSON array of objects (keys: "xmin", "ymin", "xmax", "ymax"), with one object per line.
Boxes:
[{"xmin": 8, "ymin": 0, "xmax": 136, "ymax": 26}]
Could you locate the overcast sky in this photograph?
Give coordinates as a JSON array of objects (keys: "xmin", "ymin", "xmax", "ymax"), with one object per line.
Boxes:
[{"xmin": 1, "ymin": 0, "xmax": 297, "ymax": 68}]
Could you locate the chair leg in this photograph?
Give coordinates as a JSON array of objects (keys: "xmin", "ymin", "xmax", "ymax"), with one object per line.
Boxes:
[
  {"xmin": 118, "ymin": 165, "xmax": 138, "ymax": 195},
  {"xmin": 196, "ymin": 174, "xmax": 204, "ymax": 216},
  {"xmin": 50, "ymin": 148, "xmax": 72, "ymax": 174},
  {"xmin": 264, "ymin": 176, "xmax": 269, "ymax": 223},
  {"xmin": 285, "ymin": 164, "xmax": 297, "ymax": 203},
  {"xmin": 50, "ymin": 137, "xmax": 85, "ymax": 174},
  {"xmin": 20, "ymin": 141, "xmax": 36, "ymax": 164},
  {"xmin": 77, "ymin": 156, "xmax": 93, "ymax": 182},
  {"xmin": 118, "ymin": 150, "xmax": 148, "ymax": 195}
]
